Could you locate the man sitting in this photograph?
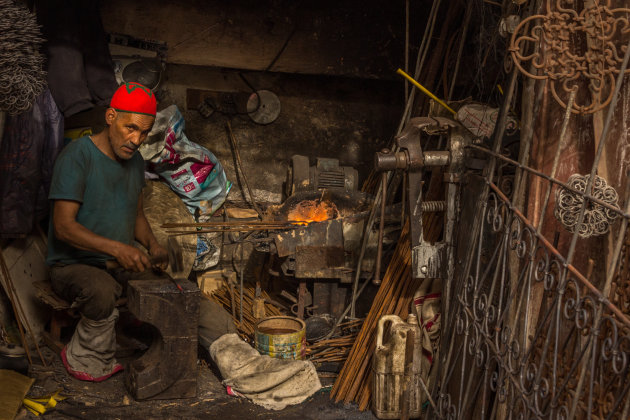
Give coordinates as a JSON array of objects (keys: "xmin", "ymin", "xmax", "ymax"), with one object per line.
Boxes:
[{"xmin": 46, "ymin": 82, "xmax": 168, "ymax": 382}]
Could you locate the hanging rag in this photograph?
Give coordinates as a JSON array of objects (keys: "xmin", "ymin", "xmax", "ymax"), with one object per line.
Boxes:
[
  {"xmin": 413, "ymin": 278, "xmax": 442, "ymax": 400},
  {"xmin": 0, "ymin": 89, "xmax": 64, "ymax": 238}
]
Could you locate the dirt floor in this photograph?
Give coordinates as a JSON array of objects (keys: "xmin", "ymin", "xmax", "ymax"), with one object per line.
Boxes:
[{"xmin": 15, "ymin": 342, "xmax": 376, "ymax": 420}]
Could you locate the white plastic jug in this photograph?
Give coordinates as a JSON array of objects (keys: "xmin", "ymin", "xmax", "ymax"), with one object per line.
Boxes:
[{"xmin": 372, "ymin": 314, "xmax": 423, "ymax": 419}]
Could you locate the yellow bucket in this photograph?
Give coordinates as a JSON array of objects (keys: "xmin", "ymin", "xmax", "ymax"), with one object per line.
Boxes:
[{"xmin": 254, "ymin": 316, "xmax": 306, "ymax": 360}]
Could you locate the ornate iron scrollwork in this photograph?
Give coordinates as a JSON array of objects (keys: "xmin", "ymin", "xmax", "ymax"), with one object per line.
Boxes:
[
  {"xmin": 509, "ymin": 0, "xmax": 630, "ymax": 114},
  {"xmin": 554, "ymin": 173, "xmax": 620, "ymax": 237}
]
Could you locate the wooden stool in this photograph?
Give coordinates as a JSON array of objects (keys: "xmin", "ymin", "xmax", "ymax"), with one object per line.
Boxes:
[{"xmin": 33, "ymin": 280, "xmax": 125, "ymax": 353}]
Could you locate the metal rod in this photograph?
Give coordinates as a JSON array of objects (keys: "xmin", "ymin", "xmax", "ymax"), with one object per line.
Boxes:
[
  {"xmin": 396, "ymin": 0, "xmax": 443, "ymax": 136},
  {"xmin": 435, "ymin": 67, "xmax": 519, "ymax": 406},
  {"xmin": 397, "ymin": 68, "xmax": 456, "ymax": 115},
  {"xmin": 603, "ymin": 170, "xmax": 630, "ymax": 298},
  {"xmin": 447, "ymin": 0, "xmax": 473, "ymax": 100},
  {"xmin": 226, "ymin": 121, "xmax": 264, "ymax": 218},
  {"xmin": 565, "ymin": 35, "xmax": 630, "ymax": 265},
  {"xmin": 373, "ymin": 172, "xmax": 387, "ymax": 285},
  {"xmin": 239, "ymin": 243, "xmax": 244, "ymax": 326},
  {"xmin": 467, "ymin": 144, "xmax": 630, "ymax": 219},
  {"xmin": 400, "ymin": 329, "xmax": 414, "ymax": 420},
  {"xmin": 535, "ymin": 89, "xmax": 577, "ymax": 232},
  {"xmin": 404, "ymin": 0, "xmax": 409, "ymax": 104},
  {"xmin": 162, "ymin": 221, "xmax": 298, "ymax": 228},
  {"xmin": 348, "ymin": 0, "xmax": 443, "ymax": 318},
  {"xmin": 166, "ymin": 227, "xmax": 295, "ymax": 235},
  {"xmin": 349, "ymin": 195, "xmax": 377, "ymax": 319}
]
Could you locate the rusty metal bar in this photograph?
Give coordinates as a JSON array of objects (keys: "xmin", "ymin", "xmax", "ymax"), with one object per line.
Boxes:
[
  {"xmin": 535, "ymin": 88, "xmax": 576, "ymax": 233},
  {"xmin": 468, "ymin": 144, "xmax": 630, "ymax": 219}
]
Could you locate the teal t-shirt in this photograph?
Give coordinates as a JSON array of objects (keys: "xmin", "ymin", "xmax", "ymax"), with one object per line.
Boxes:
[{"xmin": 46, "ymin": 136, "xmax": 145, "ymax": 266}]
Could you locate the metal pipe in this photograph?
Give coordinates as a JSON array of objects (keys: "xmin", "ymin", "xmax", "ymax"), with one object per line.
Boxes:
[{"xmin": 422, "ymin": 150, "xmax": 450, "ymax": 167}]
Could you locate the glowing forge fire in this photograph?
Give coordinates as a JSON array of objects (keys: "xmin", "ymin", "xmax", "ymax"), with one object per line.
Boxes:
[{"xmin": 287, "ymin": 200, "xmax": 339, "ymax": 224}]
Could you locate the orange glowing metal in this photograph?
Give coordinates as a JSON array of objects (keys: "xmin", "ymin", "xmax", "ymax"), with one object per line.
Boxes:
[{"xmin": 288, "ymin": 200, "xmax": 339, "ymax": 224}]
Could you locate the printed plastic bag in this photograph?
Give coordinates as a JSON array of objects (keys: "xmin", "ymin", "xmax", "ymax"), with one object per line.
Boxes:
[{"xmin": 139, "ymin": 105, "xmax": 231, "ymax": 216}]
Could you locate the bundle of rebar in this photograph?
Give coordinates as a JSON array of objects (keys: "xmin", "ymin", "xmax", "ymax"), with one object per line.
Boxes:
[
  {"xmin": 208, "ymin": 283, "xmax": 284, "ymax": 338},
  {"xmin": 331, "ymin": 213, "xmax": 442, "ymax": 410},
  {"xmin": 307, "ymin": 319, "xmax": 363, "ymax": 364},
  {"xmin": 0, "ymin": 0, "xmax": 46, "ymax": 115}
]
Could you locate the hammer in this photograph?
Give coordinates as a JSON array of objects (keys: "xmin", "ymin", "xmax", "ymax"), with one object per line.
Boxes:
[{"xmin": 106, "ymin": 238, "xmax": 185, "ymax": 291}]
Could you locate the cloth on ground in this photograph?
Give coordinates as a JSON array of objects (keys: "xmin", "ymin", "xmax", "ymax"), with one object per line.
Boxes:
[
  {"xmin": 209, "ymin": 333, "xmax": 322, "ymax": 410},
  {"xmin": 65, "ymin": 309, "xmax": 119, "ymax": 378}
]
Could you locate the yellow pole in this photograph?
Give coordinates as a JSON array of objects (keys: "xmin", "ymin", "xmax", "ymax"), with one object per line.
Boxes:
[{"xmin": 396, "ymin": 68, "xmax": 456, "ymax": 116}]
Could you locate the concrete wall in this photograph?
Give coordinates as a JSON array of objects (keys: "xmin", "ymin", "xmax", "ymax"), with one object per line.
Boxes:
[
  {"xmin": 101, "ymin": 0, "xmax": 410, "ymax": 79},
  {"xmin": 158, "ymin": 65, "xmax": 401, "ymax": 203}
]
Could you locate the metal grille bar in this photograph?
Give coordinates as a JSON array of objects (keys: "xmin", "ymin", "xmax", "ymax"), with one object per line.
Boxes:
[{"xmin": 430, "ymin": 7, "xmax": 630, "ymax": 418}]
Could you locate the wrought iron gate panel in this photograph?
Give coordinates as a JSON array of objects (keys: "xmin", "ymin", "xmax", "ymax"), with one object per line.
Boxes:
[{"xmin": 428, "ymin": 22, "xmax": 630, "ymax": 420}]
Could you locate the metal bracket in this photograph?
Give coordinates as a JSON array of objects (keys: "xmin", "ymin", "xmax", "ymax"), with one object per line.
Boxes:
[{"xmin": 413, "ymin": 243, "xmax": 447, "ymax": 279}]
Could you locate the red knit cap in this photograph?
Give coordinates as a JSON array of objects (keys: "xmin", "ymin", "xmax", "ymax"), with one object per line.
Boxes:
[{"xmin": 110, "ymin": 82, "xmax": 157, "ymax": 117}]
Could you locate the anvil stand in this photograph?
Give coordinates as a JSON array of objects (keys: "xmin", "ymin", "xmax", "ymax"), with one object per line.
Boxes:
[{"xmin": 125, "ymin": 278, "xmax": 200, "ymax": 400}]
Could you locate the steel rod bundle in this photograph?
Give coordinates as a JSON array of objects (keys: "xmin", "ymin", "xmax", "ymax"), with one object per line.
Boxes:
[
  {"xmin": 307, "ymin": 319, "xmax": 363, "ymax": 364},
  {"xmin": 331, "ymin": 213, "xmax": 442, "ymax": 410},
  {"xmin": 308, "ymin": 336, "xmax": 355, "ymax": 363},
  {"xmin": 208, "ymin": 283, "xmax": 283, "ymax": 338}
]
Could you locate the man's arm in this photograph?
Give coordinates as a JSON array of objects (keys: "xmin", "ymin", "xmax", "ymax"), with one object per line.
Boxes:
[
  {"xmin": 133, "ymin": 194, "xmax": 168, "ymax": 270},
  {"xmin": 53, "ymin": 199, "xmax": 151, "ymax": 272}
]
